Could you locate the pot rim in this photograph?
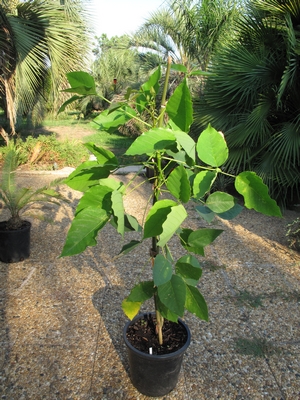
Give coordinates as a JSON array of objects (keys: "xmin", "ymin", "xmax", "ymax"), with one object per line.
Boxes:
[
  {"xmin": 0, "ymin": 220, "xmax": 31, "ymax": 231},
  {"xmin": 123, "ymin": 312, "xmax": 191, "ymax": 360}
]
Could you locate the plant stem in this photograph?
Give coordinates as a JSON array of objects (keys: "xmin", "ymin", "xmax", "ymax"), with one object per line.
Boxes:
[
  {"xmin": 158, "ymin": 55, "xmax": 172, "ymax": 128},
  {"xmin": 155, "ymin": 308, "xmax": 164, "ymax": 346},
  {"xmin": 151, "ymin": 55, "xmax": 172, "ymax": 345}
]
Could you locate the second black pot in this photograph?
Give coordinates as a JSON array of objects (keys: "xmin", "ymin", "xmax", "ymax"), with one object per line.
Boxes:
[
  {"xmin": 123, "ymin": 313, "xmax": 191, "ymax": 397},
  {"xmin": 0, "ymin": 220, "xmax": 31, "ymax": 263}
]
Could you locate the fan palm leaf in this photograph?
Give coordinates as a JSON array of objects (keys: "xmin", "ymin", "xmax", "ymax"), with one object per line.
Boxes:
[{"xmin": 194, "ymin": 0, "xmax": 300, "ymax": 205}]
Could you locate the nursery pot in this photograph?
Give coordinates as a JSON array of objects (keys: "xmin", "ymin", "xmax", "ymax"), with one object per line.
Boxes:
[
  {"xmin": 123, "ymin": 313, "xmax": 191, "ymax": 397},
  {"xmin": 0, "ymin": 221, "xmax": 31, "ymax": 263}
]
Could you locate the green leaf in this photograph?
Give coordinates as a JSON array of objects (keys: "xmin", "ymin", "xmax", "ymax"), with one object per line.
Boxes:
[
  {"xmin": 65, "ymin": 162, "xmax": 111, "ymax": 192},
  {"xmin": 156, "ymin": 297, "xmax": 179, "ymax": 322},
  {"xmin": 60, "ymin": 208, "xmax": 109, "ymax": 256},
  {"xmin": 166, "ymin": 165, "xmax": 191, "ymax": 203},
  {"xmin": 157, "ymin": 275, "xmax": 186, "ymax": 317},
  {"xmin": 98, "ymin": 178, "xmax": 125, "ymax": 193},
  {"xmin": 92, "ymin": 106, "xmax": 136, "ymax": 133},
  {"xmin": 66, "ymin": 71, "xmax": 96, "ymax": 93},
  {"xmin": 217, "ymin": 202, "xmax": 244, "ymax": 220},
  {"xmin": 58, "ymin": 95, "xmax": 82, "ymax": 113},
  {"xmin": 189, "ymin": 70, "xmax": 215, "ymax": 76},
  {"xmin": 176, "ymin": 255, "xmax": 202, "ymax": 286},
  {"xmin": 122, "ymin": 299, "xmax": 141, "ymax": 320},
  {"xmin": 185, "ymin": 285, "xmax": 208, "ymax": 321},
  {"xmin": 196, "ymin": 124, "xmax": 228, "ymax": 167},
  {"xmin": 188, "ymin": 228, "xmax": 223, "ymax": 249},
  {"xmin": 195, "ymin": 205, "xmax": 215, "ymax": 223},
  {"xmin": 157, "ymin": 204, "xmax": 187, "ymax": 247},
  {"xmin": 166, "ymin": 78, "xmax": 193, "ymax": 133},
  {"xmin": 153, "ymin": 254, "xmax": 173, "ymax": 286},
  {"xmin": 75, "ymin": 185, "xmax": 113, "ymax": 215},
  {"xmin": 125, "ymin": 128, "xmax": 176, "ymax": 156},
  {"xmin": 206, "ymin": 191, "xmax": 236, "ymax": 213},
  {"xmin": 144, "ymin": 199, "xmax": 177, "ymax": 238},
  {"xmin": 173, "ymin": 130, "xmax": 196, "ymax": 164},
  {"xmin": 141, "ymin": 66, "xmax": 161, "ymax": 95},
  {"xmin": 180, "ymin": 228, "xmax": 223, "ymax": 255},
  {"xmin": 111, "ymin": 190, "xmax": 124, "ymax": 236},
  {"xmin": 84, "ymin": 143, "xmax": 118, "ymax": 167},
  {"xmin": 119, "ymin": 240, "xmax": 141, "ymax": 255},
  {"xmin": 193, "ymin": 170, "xmax": 217, "ymax": 199},
  {"xmin": 171, "ymin": 64, "xmax": 187, "ymax": 73},
  {"xmin": 127, "ymin": 281, "xmax": 155, "ymax": 302},
  {"xmin": 125, "ymin": 214, "xmax": 142, "ymax": 232},
  {"xmin": 235, "ymin": 172, "xmax": 282, "ymax": 217}
]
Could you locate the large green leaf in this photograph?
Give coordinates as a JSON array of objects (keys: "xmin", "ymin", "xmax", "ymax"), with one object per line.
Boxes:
[
  {"xmin": 171, "ymin": 64, "xmax": 187, "ymax": 73},
  {"xmin": 157, "ymin": 204, "xmax": 187, "ymax": 247},
  {"xmin": 111, "ymin": 190, "xmax": 124, "ymax": 236},
  {"xmin": 84, "ymin": 143, "xmax": 118, "ymax": 167},
  {"xmin": 141, "ymin": 66, "xmax": 161, "ymax": 95},
  {"xmin": 60, "ymin": 208, "xmax": 109, "ymax": 256},
  {"xmin": 125, "ymin": 128, "xmax": 176, "ymax": 156},
  {"xmin": 206, "ymin": 192, "xmax": 236, "ymax": 213},
  {"xmin": 217, "ymin": 202, "xmax": 244, "ymax": 220},
  {"xmin": 98, "ymin": 178, "xmax": 125, "ymax": 193},
  {"xmin": 193, "ymin": 170, "xmax": 217, "ymax": 199},
  {"xmin": 58, "ymin": 95, "xmax": 82, "ymax": 113},
  {"xmin": 166, "ymin": 165, "xmax": 191, "ymax": 203},
  {"xmin": 119, "ymin": 240, "xmax": 141, "ymax": 255},
  {"xmin": 157, "ymin": 275, "xmax": 186, "ymax": 317},
  {"xmin": 173, "ymin": 130, "xmax": 196, "ymax": 164},
  {"xmin": 75, "ymin": 185, "xmax": 113, "ymax": 215},
  {"xmin": 93, "ymin": 106, "xmax": 136, "ymax": 133},
  {"xmin": 127, "ymin": 281, "xmax": 155, "ymax": 302},
  {"xmin": 144, "ymin": 199, "xmax": 177, "ymax": 238},
  {"xmin": 175, "ymin": 255, "xmax": 202, "ymax": 286},
  {"xmin": 153, "ymin": 255, "xmax": 173, "ymax": 286},
  {"xmin": 235, "ymin": 172, "xmax": 282, "ymax": 217},
  {"xmin": 65, "ymin": 162, "xmax": 111, "ymax": 192},
  {"xmin": 185, "ymin": 285, "xmax": 208, "ymax": 321},
  {"xmin": 195, "ymin": 205, "xmax": 215, "ymax": 223},
  {"xmin": 180, "ymin": 228, "xmax": 223, "ymax": 255},
  {"xmin": 196, "ymin": 124, "xmax": 228, "ymax": 167},
  {"xmin": 156, "ymin": 297, "xmax": 179, "ymax": 322},
  {"xmin": 166, "ymin": 78, "xmax": 193, "ymax": 132},
  {"xmin": 188, "ymin": 228, "xmax": 223, "ymax": 248},
  {"xmin": 64, "ymin": 71, "xmax": 96, "ymax": 95}
]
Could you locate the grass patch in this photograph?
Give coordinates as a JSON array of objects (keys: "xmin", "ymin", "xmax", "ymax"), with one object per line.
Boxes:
[
  {"xmin": 83, "ymin": 126, "xmax": 145, "ymax": 165},
  {"xmin": 201, "ymin": 260, "xmax": 227, "ymax": 271},
  {"xmin": 229, "ymin": 290, "xmax": 264, "ymax": 308},
  {"xmin": 234, "ymin": 337, "xmax": 281, "ymax": 358}
]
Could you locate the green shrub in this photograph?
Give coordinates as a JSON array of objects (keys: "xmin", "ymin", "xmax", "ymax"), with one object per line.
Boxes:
[{"xmin": 0, "ymin": 134, "xmax": 89, "ymax": 170}]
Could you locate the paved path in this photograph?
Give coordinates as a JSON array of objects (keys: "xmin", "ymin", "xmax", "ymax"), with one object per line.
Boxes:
[{"xmin": 0, "ymin": 171, "xmax": 299, "ymax": 399}]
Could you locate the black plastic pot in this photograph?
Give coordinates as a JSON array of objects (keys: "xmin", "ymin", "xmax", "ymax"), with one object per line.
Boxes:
[
  {"xmin": 123, "ymin": 313, "xmax": 191, "ymax": 397},
  {"xmin": 0, "ymin": 221, "xmax": 31, "ymax": 263}
]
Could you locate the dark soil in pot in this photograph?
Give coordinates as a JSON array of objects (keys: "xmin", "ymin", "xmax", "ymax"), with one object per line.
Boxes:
[
  {"xmin": 123, "ymin": 313, "xmax": 191, "ymax": 397},
  {"xmin": 0, "ymin": 220, "xmax": 31, "ymax": 263},
  {"xmin": 126, "ymin": 312, "xmax": 188, "ymax": 355}
]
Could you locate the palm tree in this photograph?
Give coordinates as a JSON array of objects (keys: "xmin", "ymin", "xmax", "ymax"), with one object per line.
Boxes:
[
  {"xmin": 0, "ymin": 0, "xmax": 91, "ymax": 142},
  {"xmin": 132, "ymin": 0, "xmax": 240, "ymax": 71},
  {"xmin": 194, "ymin": 0, "xmax": 300, "ymax": 206},
  {"xmin": 91, "ymin": 34, "xmax": 141, "ymax": 105}
]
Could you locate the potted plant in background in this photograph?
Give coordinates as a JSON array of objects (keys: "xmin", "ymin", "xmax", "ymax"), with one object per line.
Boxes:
[
  {"xmin": 0, "ymin": 147, "xmax": 68, "ymax": 263},
  {"xmin": 59, "ymin": 58, "xmax": 281, "ymax": 397}
]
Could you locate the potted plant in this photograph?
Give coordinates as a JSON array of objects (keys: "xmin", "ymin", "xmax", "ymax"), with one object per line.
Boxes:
[
  {"xmin": 59, "ymin": 58, "xmax": 281, "ymax": 397},
  {"xmin": 0, "ymin": 147, "xmax": 68, "ymax": 263}
]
